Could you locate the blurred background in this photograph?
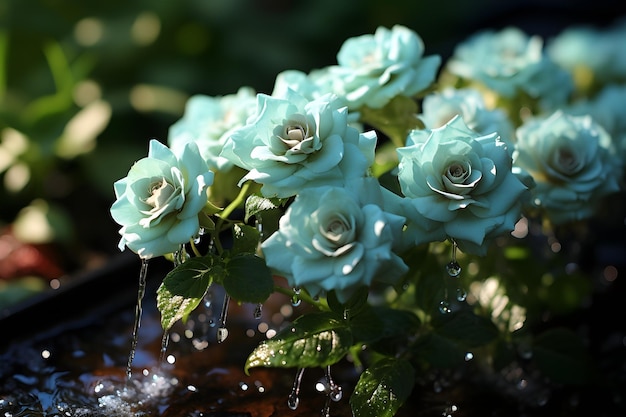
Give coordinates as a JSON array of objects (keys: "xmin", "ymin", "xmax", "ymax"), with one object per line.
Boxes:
[{"xmin": 1, "ymin": 0, "xmax": 626, "ymax": 308}]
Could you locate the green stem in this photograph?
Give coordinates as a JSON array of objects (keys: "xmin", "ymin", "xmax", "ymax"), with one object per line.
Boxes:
[{"xmin": 210, "ymin": 181, "xmax": 253, "ymax": 255}]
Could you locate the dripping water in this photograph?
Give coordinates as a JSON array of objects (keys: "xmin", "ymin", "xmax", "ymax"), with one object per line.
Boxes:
[
  {"xmin": 446, "ymin": 239, "xmax": 461, "ymax": 277},
  {"xmin": 158, "ymin": 331, "xmax": 170, "ymax": 367},
  {"xmin": 287, "ymin": 368, "xmax": 305, "ymax": 410},
  {"xmin": 320, "ymin": 365, "xmax": 343, "ymax": 417},
  {"xmin": 440, "ymin": 240, "xmax": 468, "ymax": 313},
  {"xmin": 291, "ymin": 287, "xmax": 302, "ymax": 307},
  {"xmin": 126, "ymin": 258, "xmax": 149, "ymax": 382},
  {"xmin": 216, "ymin": 294, "xmax": 230, "ymax": 343},
  {"xmin": 254, "ymin": 303, "xmax": 263, "ymax": 320}
]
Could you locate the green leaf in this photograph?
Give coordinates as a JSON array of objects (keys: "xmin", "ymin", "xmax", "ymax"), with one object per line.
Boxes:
[
  {"xmin": 230, "ymin": 223, "xmax": 260, "ymax": 255},
  {"xmin": 413, "ymin": 310, "xmax": 499, "ymax": 368},
  {"xmin": 532, "ymin": 327, "xmax": 591, "ymax": 385},
  {"xmin": 223, "ymin": 253, "xmax": 274, "ymax": 303},
  {"xmin": 244, "ymin": 311, "xmax": 352, "ymax": 374},
  {"xmin": 156, "ymin": 257, "xmax": 221, "ymax": 331},
  {"xmin": 244, "ymin": 194, "xmax": 286, "ymax": 222},
  {"xmin": 413, "ymin": 332, "xmax": 465, "ymax": 368},
  {"xmin": 350, "ymin": 357, "xmax": 415, "ymax": 417},
  {"xmin": 350, "ymin": 306, "xmax": 420, "ymax": 345},
  {"xmin": 433, "ymin": 310, "xmax": 499, "ymax": 347},
  {"xmin": 326, "ymin": 286, "xmax": 369, "ymax": 318}
]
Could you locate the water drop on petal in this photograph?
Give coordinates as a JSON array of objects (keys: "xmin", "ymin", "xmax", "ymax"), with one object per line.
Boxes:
[{"xmin": 456, "ymin": 287, "xmax": 467, "ymax": 302}]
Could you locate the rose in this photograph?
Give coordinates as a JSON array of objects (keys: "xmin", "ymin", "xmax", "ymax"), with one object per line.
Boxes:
[
  {"xmin": 110, "ymin": 139, "xmax": 214, "ymax": 259},
  {"xmin": 167, "ymin": 87, "xmax": 257, "ymax": 173},
  {"xmin": 513, "ymin": 110, "xmax": 622, "ymax": 224},
  {"xmin": 327, "ymin": 24, "xmax": 441, "ymax": 111},
  {"xmin": 396, "ymin": 115, "xmax": 527, "ymax": 255},
  {"xmin": 419, "ymin": 87, "xmax": 515, "ymax": 151},
  {"xmin": 565, "ymin": 85, "xmax": 626, "ymax": 158},
  {"xmin": 444, "ymin": 26, "xmax": 573, "ymax": 112},
  {"xmin": 261, "ymin": 178, "xmax": 408, "ymax": 302},
  {"xmin": 220, "ymin": 89, "xmax": 376, "ymax": 198}
]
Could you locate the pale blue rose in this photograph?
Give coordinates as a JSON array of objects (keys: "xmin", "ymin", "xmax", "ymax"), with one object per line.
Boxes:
[
  {"xmin": 271, "ymin": 69, "xmax": 334, "ymax": 102},
  {"xmin": 445, "ymin": 26, "xmax": 573, "ymax": 112},
  {"xmin": 110, "ymin": 139, "xmax": 214, "ymax": 259},
  {"xmin": 326, "ymin": 25, "xmax": 441, "ymax": 110},
  {"xmin": 396, "ymin": 116, "xmax": 527, "ymax": 255},
  {"xmin": 261, "ymin": 178, "xmax": 408, "ymax": 302},
  {"xmin": 513, "ymin": 111, "xmax": 623, "ymax": 224},
  {"xmin": 419, "ymin": 87, "xmax": 515, "ymax": 150},
  {"xmin": 168, "ymin": 87, "xmax": 257, "ymax": 172},
  {"xmin": 271, "ymin": 69, "xmax": 362, "ymax": 127},
  {"xmin": 546, "ymin": 25, "xmax": 613, "ymax": 86},
  {"xmin": 564, "ymin": 84, "xmax": 626, "ymax": 157},
  {"xmin": 220, "ymin": 89, "xmax": 377, "ymax": 198}
]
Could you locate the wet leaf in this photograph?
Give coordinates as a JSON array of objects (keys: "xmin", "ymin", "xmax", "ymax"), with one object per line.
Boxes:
[
  {"xmin": 230, "ymin": 223, "xmax": 260, "ymax": 255},
  {"xmin": 223, "ymin": 253, "xmax": 274, "ymax": 303},
  {"xmin": 157, "ymin": 256, "xmax": 222, "ymax": 331},
  {"xmin": 350, "ymin": 357, "xmax": 415, "ymax": 417},
  {"xmin": 244, "ymin": 311, "xmax": 352, "ymax": 374},
  {"xmin": 350, "ymin": 305, "xmax": 420, "ymax": 345},
  {"xmin": 533, "ymin": 327, "xmax": 592, "ymax": 385},
  {"xmin": 244, "ymin": 194, "xmax": 287, "ymax": 222}
]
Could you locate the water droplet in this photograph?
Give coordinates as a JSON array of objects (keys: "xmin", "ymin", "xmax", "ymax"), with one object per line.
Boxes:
[
  {"xmin": 254, "ymin": 303, "xmax": 263, "ymax": 320},
  {"xmin": 446, "ymin": 261, "xmax": 461, "ymax": 277},
  {"xmin": 288, "ymin": 368, "xmax": 305, "ymax": 410},
  {"xmin": 464, "ymin": 352, "xmax": 474, "ymax": 361},
  {"xmin": 287, "ymin": 392, "xmax": 300, "ymax": 410},
  {"xmin": 291, "ymin": 288, "xmax": 301, "ymax": 307},
  {"xmin": 126, "ymin": 258, "xmax": 149, "ymax": 382},
  {"xmin": 343, "ymin": 308, "xmax": 350, "ymax": 321},
  {"xmin": 439, "ymin": 300, "xmax": 451, "ymax": 314},
  {"xmin": 330, "ymin": 386, "xmax": 343, "ymax": 402},
  {"xmin": 158, "ymin": 332, "xmax": 170, "ymax": 366},
  {"xmin": 456, "ymin": 287, "xmax": 467, "ymax": 302},
  {"xmin": 216, "ymin": 327, "xmax": 229, "ymax": 343}
]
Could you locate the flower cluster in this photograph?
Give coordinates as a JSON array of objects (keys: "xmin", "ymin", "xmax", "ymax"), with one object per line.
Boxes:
[{"xmin": 111, "ymin": 22, "xmax": 625, "ymax": 417}]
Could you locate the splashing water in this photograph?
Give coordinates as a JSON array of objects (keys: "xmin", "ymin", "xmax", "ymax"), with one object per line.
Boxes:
[
  {"xmin": 126, "ymin": 259, "xmax": 149, "ymax": 382},
  {"xmin": 287, "ymin": 368, "xmax": 305, "ymax": 410}
]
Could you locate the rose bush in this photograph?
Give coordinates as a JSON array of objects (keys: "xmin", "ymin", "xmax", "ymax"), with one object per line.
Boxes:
[
  {"xmin": 109, "ymin": 22, "xmax": 626, "ymax": 417},
  {"xmin": 110, "ymin": 139, "xmax": 213, "ymax": 259}
]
